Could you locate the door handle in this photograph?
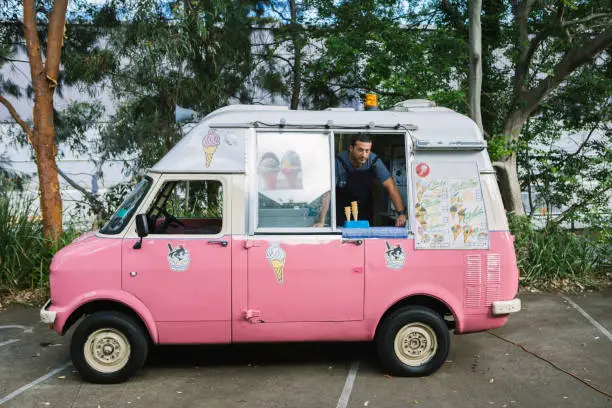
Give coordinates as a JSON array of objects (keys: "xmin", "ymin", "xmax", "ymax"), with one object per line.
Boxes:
[
  {"xmin": 208, "ymin": 240, "xmax": 228, "ymax": 247},
  {"xmin": 342, "ymin": 239, "xmax": 363, "ymax": 246}
]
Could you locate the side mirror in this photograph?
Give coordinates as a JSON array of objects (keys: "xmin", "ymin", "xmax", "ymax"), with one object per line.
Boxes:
[{"xmin": 133, "ymin": 214, "xmax": 149, "ymax": 249}]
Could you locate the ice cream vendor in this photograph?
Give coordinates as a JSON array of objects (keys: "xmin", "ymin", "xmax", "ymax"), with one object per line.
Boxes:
[{"xmin": 313, "ymin": 133, "xmax": 407, "ymax": 227}]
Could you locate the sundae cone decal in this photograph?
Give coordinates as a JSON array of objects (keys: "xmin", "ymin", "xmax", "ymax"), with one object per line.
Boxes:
[
  {"xmin": 280, "ymin": 150, "xmax": 303, "ymax": 189},
  {"xmin": 266, "ymin": 243, "xmax": 286, "ymax": 284},
  {"xmin": 258, "ymin": 152, "xmax": 280, "ymax": 190},
  {"xmin": 203, "ymin": 130, "xmax": 221, "ymax": 168}
]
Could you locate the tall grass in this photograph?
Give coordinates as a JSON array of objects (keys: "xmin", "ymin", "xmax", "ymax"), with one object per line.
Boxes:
[
  {"xmin": 0, "ymin": 191, "xmax": 78, "ymax": 290},
  {"xmin": 509, "ymin": 214, "xmax": 611, "ymax": 289}
]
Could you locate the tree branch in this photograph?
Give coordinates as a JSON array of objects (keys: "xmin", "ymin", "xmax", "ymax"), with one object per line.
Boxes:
[
  {"xmin": 57, "ymin": 167, "xmax": 104, "ymax": 212},
  {"xmin": 563, "ymin": 13, "xmax": 612, "ymax": 28},
  {"xmin": 269, "ymin": 3, "xmax": 291, "ymax": 23},
  {"xmin": 523, "ymin": 27, "xmax": 612, "ymax": 113},
  {"xmin": 551, "ymin": 185, "xmax": 611, "ymax": 226},
  {"xmin": 513, "ymin": 0, "xmax": 559, "ymax": 97},
  {"xmin": 0, "ymin": 94, "xmax": 34, "ymax": 143},
  {"xmin": 23, "ymin": 0, "xmax": 45, "ymax": 103},
  {"xmin": 270, "ymin": 54, "xmax": 294, "ymax": 69},
  {"xmin": 0, "ymin": 56, "xmax": 30, "ymax": 63},
  {"xmin": 45, "ymin": 0, "xmax": 69, "ymax": 88}
]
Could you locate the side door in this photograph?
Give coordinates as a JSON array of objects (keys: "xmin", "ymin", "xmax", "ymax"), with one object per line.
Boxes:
[
  {"xmin": 246, "ymin": 236, "xmax": 364, "ymax": 322},
  {"xmin": 122, "ymin": 174, "xmax": 231, "ymax": 343},
  {"xmin": 245, "ymin": 130, "xmax": 365, "ymax": 322}
]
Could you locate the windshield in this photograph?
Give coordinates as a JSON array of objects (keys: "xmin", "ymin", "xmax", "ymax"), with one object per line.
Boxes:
[{"xmin": 100, "ymin": 177, "xmax": 153, "ymax": 235}]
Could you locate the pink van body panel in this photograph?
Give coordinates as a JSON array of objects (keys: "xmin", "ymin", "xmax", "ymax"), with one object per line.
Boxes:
[
  {"xmin": 49, "ymin": 229, "xmax": 517, "ymax": 345},
  {"xmin": 244, "ymin": 239, "xmax": 365, "ymax": 322},
  {"xmin": 121, "ymin": 236, "xmax": 231, "ymax": 343},
  {"xmin": 47, "ymin": 235, "xmax": 158, "ymax": 342}
]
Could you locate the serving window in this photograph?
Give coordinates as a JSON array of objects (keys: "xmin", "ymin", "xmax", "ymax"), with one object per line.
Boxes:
[{"xmin": 255, "ymin": 131, "xmax": 333, "ymax": 231}]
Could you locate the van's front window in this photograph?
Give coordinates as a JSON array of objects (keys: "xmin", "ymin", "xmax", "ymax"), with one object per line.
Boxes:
[{"xmin": 100, "ymin": 177, "xmax": 152, "ymax": 235}]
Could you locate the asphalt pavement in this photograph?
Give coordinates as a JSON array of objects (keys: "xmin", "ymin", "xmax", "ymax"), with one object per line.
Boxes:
[{"xmin": 0, "ymin": 290, "xmax": 610, "ymax": 408}]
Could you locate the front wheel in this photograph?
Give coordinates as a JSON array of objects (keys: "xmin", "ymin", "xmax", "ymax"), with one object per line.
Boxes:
[
  {"xmin": 71, "ymin": 311, "xmax": 149, "ymax": 384},
  {"xmin": 376, "ymin": 306, "xmax": 450, "ymax": 376}
]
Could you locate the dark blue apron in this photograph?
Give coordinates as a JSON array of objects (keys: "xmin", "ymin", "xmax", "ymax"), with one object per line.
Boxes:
[{"xmin": 335, "ymin": 155, "xmax": 380, "ymax": 227}]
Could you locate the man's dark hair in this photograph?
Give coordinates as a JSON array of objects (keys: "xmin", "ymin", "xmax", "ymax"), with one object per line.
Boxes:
[{"xmin": 350, "ymin": 133, "xmax": 372, "ymax": 146}]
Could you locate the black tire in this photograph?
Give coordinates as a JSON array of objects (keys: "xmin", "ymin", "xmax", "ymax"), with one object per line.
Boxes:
[
  {"xmin": 70, "ymin": 311, "xmax": 149, "ymax": 384},
  {"xmin": 376, "ymin": 306, "xmax": 450, "ymax": 377}
]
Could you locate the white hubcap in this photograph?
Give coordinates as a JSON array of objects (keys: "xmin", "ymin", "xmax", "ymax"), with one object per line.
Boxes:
[
  {"xmin": 393, "ymin": 323, "xmax": 438, "ymax": 366},
  {"xmin": 84, "ymin": 328, "xmax": 131, "ymax": 373}
]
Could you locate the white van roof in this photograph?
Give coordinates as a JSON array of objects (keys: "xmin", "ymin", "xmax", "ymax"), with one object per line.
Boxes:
[{"xmin": 151, "ymin": 104, "xmax": 484, "ymax": 173}]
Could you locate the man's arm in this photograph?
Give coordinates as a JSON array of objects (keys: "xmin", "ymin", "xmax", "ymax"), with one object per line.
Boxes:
[
  {"xmin": 382, "ymin": 177, "xmax": 407, "ymax": 227},
  {"xmin": 313, "ymin": 190, "xmax": 331, "ymax": 227}
]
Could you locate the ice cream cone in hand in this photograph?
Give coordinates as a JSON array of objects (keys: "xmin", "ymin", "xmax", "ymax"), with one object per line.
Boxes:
[
  {"xmin": 351, "ymin": 201, "xmax": 358, "ymax": 220},
  {"xmin": 344, "ymin": 206, "xmax": 351, "ymax": 221}
]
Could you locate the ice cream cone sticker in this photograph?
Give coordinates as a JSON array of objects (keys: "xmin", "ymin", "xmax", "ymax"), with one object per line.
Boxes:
[
  {"xmin": 203, "ymin": 130, "xmax": 221, "ymax": 168},
  {"xmin": 457, "ymin": 208, "xmax": 466, "ymax": 224},
  {"xmin": 266, "ymin": 243, "xmax": 286, "ymax": 284},
  {"xmin": 451, "ymin": 224, "xmax": 462, "ymax": 241},
  {"xmin": 450, "ymin": 204, "xmax": 457, "ymax": 220},
  {"xmin": 463, "ymin": 225, "xmax": 474, "ymax": 243}
]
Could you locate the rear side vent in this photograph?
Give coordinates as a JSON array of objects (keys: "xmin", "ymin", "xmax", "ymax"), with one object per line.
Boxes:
[
  {"xmin": 486, "ymin": 254, "xmax": 501, "ymax": 306},
  {"xmin": 465, "ymin": 255, "xmax": 482, "ymax": 308}
]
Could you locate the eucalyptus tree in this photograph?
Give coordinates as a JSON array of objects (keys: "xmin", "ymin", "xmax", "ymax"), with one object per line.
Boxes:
[
  {"xmin": 0, "ymin": 0, "xmax": 69, "ymax": 240},
  {"xmin": 89, "ymin": 0, "xmax": 264, "ymax": 172},
  {"xmin": 306, "ymin": 0, "xmax": 611, "ymax": 218}
]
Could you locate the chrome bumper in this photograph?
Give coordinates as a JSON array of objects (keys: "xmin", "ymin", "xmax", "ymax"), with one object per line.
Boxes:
[
  {"xmin": 492, "ymin": 298, "xmax": 521, "ymax": 315},
  {"xmin": 40, "ymin": 299, "xmax": 57, "ymax": 324}
]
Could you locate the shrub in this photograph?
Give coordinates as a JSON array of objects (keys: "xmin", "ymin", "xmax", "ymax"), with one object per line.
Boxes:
[
  {"xmin": 508, "ymin": 214, "xmax": 611, "ymax": 290},
  {"xmin": 0, "ymin": 191, "xmax": 80, "ymax": 290}
]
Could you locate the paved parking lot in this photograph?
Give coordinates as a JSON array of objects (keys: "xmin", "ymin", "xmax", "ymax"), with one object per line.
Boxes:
[{"xmin": 1, "ymin": 291, "xmax": 611, "ymax": 408}]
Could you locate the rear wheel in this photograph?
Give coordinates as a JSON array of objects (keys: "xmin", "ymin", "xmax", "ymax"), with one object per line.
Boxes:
[
  {"xmin": 71, "ymin": 311, "xmax": 148, "ymax": 384},
  {"xmin": 376, "ymin": 306, "xmax": 450, "ymax": 376}
]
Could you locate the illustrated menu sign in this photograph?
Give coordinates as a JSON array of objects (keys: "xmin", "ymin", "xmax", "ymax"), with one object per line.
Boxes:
[{"xmin": 414, "ymin": 161, "xmax": 489, "ymax": 250}]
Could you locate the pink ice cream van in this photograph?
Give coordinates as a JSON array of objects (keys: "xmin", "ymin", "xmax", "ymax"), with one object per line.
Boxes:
[{"xmin": 41, "ymin": 99, "xmax": 521, "ymax": 383}]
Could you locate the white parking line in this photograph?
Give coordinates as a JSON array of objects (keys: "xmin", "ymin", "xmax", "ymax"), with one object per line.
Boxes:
[
  {"xmin": 0, "ymin": 339, "xmax": 20, "ymax": 348},
  {"xmin": 336, "ymin": 361, "xmax": 359, "ymax": 408},
  {"xmin": 560, "ymin": 295, "xmax": 612, "ymax": 342},
  {"xmin": 0, "ymin": 362, "xmax": 72, "ymax": 405},
  {"xmin": 0, "ymin": 325, "xmax": 33, "ymax": 334}
]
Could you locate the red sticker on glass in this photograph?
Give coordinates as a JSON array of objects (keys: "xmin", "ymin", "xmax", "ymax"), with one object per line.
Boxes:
[{"xmin": 416, "ymin": 162, "xmax": 430, "ymax": 178}]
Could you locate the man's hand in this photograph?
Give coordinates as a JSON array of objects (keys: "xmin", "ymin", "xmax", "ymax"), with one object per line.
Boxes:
[
  {"xmin": 313, "ymin": 221, "xmax": 325, "ymax": 228},
  {"xmin": 395, "ymin": 214, "xmax": 407, "ymax": 227}
]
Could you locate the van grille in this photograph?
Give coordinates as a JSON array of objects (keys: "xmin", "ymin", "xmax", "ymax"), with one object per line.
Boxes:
[
  {"xmin": 486, "ymin": 254, "xmax": 501, "ymax": 306},
  {"xmin": 465, "ymin": 255, "xmax": 482, "ymax": 308}
]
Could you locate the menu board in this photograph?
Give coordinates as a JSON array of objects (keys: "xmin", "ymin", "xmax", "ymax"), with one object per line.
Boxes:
[{"xmin": 414, "ymin": 161, "xmax": 489, "ymax": 250}]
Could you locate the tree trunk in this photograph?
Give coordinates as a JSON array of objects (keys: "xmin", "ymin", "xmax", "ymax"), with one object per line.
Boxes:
[
  {"xmin": 23, "ymin": 0, "xmax": 68, "ymax": 241},
  {"xmin": 468, "ymin": 0, "xmax": 483, "ymax": 133},
  {"xmin": 289, "ymin": 0, "xmax": 302, "ymax": 110},
  {"xmin": 494, "ymin": 110, "xmax": 529, "ymax": 215}
]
